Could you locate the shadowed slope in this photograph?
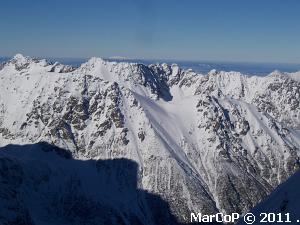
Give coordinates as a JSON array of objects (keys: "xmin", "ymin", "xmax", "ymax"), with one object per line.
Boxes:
[{"xmin": 0, "ymin": 142, "xmax": 220, "ymax": 225}]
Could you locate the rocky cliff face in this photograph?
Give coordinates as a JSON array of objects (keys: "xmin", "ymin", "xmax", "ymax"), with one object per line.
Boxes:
[{"xmin": 0, "ymin": 54, "xmax": 299, "ymax": 224}]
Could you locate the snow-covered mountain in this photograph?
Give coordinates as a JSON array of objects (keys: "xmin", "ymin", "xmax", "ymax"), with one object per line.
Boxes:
[{"xmin": 0, "ymin": 54, "xmax": 299, "ymax": 224}]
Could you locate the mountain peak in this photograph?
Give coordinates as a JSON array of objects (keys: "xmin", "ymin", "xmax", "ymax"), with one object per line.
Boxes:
[
  {"xmin": 13, "ymin": 53, "xmax": 26, "ymax": 60},
  {"xmin": 86, "ymin": 56, "xmax": 106, "ymax": 65},
  {"xmin": 208, "ymin": 69, "xmax": 218, "ymax": 75},
  {"xmin": 4, "ymin": 54, "xmax": 50, "ymax": 72},
  {"xmin": 12, "ymin": 53, "xmax": 30, "ymax": 64}
]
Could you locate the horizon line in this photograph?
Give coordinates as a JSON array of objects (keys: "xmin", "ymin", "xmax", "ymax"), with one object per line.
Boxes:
[{"xmin": 1, "ymin": 54, "xmax": 300, "ymax": 66}]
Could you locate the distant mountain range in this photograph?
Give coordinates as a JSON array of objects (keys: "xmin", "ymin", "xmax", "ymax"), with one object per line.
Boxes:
[
  {"xmin": 1, "ymin": 55, "xmax": 300, "ymax": 75},
  {"xmin": 0, "ymin": 54, "xmax": 299, "ymax": 224}
]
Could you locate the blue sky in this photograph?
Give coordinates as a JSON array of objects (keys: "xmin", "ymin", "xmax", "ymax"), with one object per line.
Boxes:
[{"xmin": 1, "ymin": 0, "xmax": 300, "ymax": 63}]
